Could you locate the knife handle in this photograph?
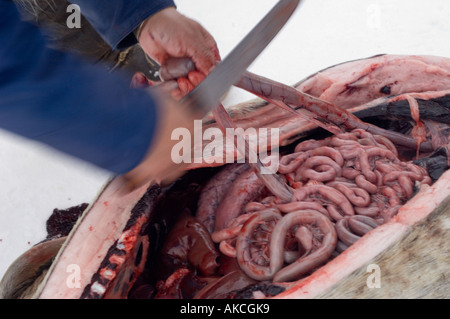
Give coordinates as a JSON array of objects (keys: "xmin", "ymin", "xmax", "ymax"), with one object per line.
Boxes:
[{"xmin": 158, "ymin": 57, "xmax": 195, "ymax": 81}]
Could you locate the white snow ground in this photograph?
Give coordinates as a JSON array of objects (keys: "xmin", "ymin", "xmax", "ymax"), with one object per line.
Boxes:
[{"xmin": 0, "ymin": 0, "xmax": 449, "ymax": 282}]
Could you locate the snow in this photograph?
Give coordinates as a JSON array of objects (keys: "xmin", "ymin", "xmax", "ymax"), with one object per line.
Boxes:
[{"xmin": 0, "ymin": 0, "xmax": 449, "ymax": 283}]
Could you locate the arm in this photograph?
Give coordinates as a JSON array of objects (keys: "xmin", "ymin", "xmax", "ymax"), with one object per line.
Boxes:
[{"xmin": 0, "ymin": 0, "xmax": 157, "ymax": 174}]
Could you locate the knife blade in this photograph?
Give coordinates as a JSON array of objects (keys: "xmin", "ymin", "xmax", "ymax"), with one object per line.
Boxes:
[{"xmin": 182, "ymin": 0, "xmax": 301, "ymax": 116}]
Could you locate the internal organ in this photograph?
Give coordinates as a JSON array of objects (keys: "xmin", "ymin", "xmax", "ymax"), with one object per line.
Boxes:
[
  {"xmin": 206, "ymin": 129, "xmax": 431, "ymax": 282},
  {"xmin": 152, "ymin": 55, "xmax": 447, "ymax": 295}
]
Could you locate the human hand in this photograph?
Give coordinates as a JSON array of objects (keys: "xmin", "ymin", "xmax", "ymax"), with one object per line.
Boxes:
[{"xmin": 137, "ymin": 7, "xmax": 220, "ymax": 98}]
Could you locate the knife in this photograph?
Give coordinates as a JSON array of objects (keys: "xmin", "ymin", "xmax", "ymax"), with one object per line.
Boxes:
[{"xmin": 182, "ymin": 0, "xmax": 301, "ymax": 116}]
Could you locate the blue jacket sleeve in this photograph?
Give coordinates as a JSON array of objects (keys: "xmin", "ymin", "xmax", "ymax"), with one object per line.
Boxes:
[
  {"xmin": 69, "ymin": 0, "xmax": 176, "ymax": 49},
  {"xmin": 0, "ymin": 0, "xmax": 159, "ymax": 174}
]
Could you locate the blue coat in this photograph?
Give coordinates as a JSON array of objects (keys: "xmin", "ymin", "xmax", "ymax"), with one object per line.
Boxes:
[
  {"xmin": 0, "ymin": 0, "xmax": 175, "ymax": 174},
  {"xmin": 69, "ymin": 0, "xmax": 175, "ymax": 49}
]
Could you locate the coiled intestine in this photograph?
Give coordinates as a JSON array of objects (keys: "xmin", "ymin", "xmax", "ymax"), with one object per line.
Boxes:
[{"xmin": 211, "ymin": 129, "xmax": 431, "ymax": 282}]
